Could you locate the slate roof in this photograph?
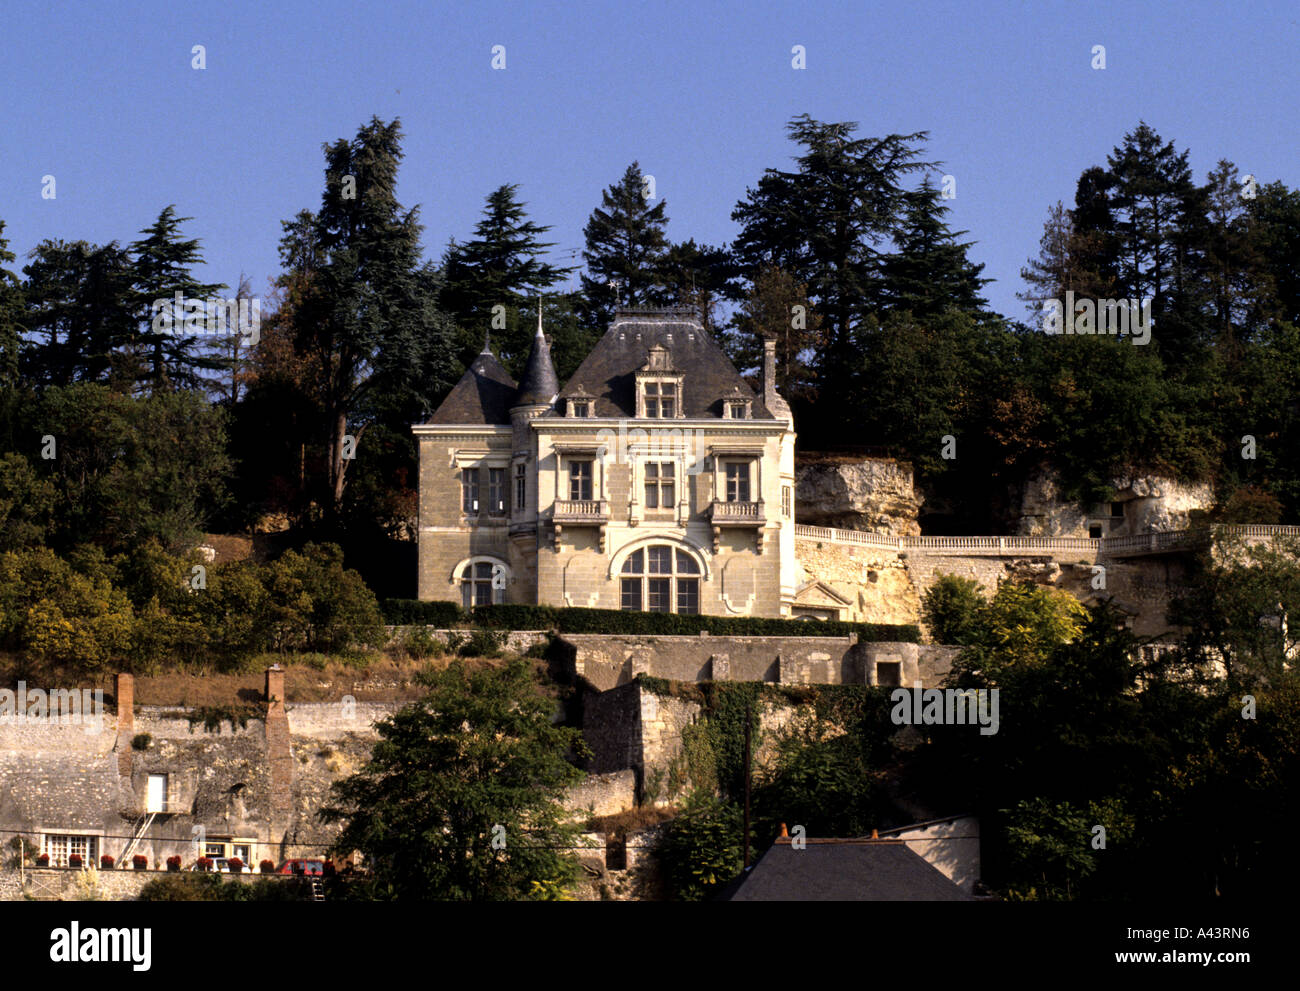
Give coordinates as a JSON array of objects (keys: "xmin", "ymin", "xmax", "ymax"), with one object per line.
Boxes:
[
  {"xmin": 717, "ymin": 838, "xmax": 972, "ymax": 901},
  {"xmin": 515, "ymin": 327, "xmax": 561, "ymax": 406},
  {"xmin": 427, "ymin": 348, "xmax": 518, "ymax": 425},
  {"xmin": 553, "ymin": 307, "xmax": 773, "ymax": 420}
]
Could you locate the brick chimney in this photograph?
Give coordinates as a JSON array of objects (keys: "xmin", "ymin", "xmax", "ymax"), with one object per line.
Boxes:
[
  {"xmin": 115, "ymin": 673, "xmax": 134, "ymax": 779},
  {"xmin": 264, "ymin": 665, "xmax": 293, "ymax": 835},
  {"xmin": 762, "ymin": 337, "xmax": 791, "ymax": 420}
]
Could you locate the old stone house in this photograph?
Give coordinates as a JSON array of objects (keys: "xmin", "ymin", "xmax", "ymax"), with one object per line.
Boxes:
[{"xmin": 414, "ymin": 306, "xmax": 813, "ymax": 617}]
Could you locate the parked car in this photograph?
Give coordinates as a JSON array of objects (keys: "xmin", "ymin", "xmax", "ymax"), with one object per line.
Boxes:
[
  {"xmin": 189, "ymin": 857, "xmax": 231, "ymax": 873},
  {"xmin": 278, "ymin": 858, "xmax": 325, "ymax": 876}
]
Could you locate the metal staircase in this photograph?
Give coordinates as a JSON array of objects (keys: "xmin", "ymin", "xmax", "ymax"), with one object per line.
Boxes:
[
  {"xmin": 118, "ymin": 813, "xmax": 156, "ymax": 866},
  {"xmin": 309, "ymin": 878, "xmax": 325, "ymax": 901}
]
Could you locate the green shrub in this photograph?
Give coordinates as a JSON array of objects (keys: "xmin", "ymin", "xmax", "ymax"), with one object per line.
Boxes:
[
  {"xmin": 457, "ymin": 629, "xmax": 506, "ymax": 658},
  {"xmin": 660, "ymin": 792, "xmax": 745, "ymax": 901},
  {"xmin": 921, "ymin": 574, "xmax": 986, "ymax": 645},
  {"xmin": 131, "ymin": 733, "xmax": 152, "ymax": 751},
  {"xmin": 402, "ymin": 626, "xmax": 442, "ymax": 660},
  {"xmin": 472, "ymin": 604, "xmax": 559, "ymax": 629}
]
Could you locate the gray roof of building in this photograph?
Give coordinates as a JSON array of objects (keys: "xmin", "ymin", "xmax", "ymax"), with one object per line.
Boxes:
[
  {"xmin": 553, "ymin": 307, "xmax": 773, "ymax": 420},
  {"xmin": 717, "ymin": 839, "xmax": 972, "ymax": 901},
  {"xmin": 515, "ymin": 327, "xmax": 561, "ymax": 407},
  {"xmin": 427, "ymin": 348, "xmax": 519, "ymax": 425}
]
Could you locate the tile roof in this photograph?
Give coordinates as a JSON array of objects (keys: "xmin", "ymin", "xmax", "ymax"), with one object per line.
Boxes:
[
  {"xmin": 553, "ymin": 307, "xmax": 773, "ymax": 420},
  {"xmin": 515, "ymin": 326, "xmax": 560, "ymax": 406},
  {"xmin": 717, "ymin": 838, "xmax": 972, "ymax": 901},
  {"xmin": 427, "ymin": 348, "xmax": 518, "ymax": 425}
]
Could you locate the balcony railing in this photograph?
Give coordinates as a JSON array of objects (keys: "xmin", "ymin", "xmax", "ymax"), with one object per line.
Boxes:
[
  {"xmin": 552, "ymin": 499, "xmax": 610, "ymax": 523},
  {"xmin": 709, "ymin": 500, "xmax": 764, "ymax": 524}
]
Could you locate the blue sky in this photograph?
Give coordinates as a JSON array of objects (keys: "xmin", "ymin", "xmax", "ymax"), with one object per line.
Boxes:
[{"xmin": 3, "ymin": 0, "xmax": 1297, "ymax": 323}]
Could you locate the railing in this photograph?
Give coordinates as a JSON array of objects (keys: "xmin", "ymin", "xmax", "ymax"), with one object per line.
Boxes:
[
  {"xmin": 552, "ymin": 499, "xmax": 609, "ymax": 520},
  {"xmin": 710, "ymin": 500, "xmax": 763, "ymax": 521},
  {"xmin": 793, "ymin": 523, "xmax": 1300, "ymax": 556}
]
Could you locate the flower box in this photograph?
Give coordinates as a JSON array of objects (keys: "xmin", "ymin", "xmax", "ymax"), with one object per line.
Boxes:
[
  {"xmin": 228, "ymin": 857, "xmax": 244, "ymax": 873},
  {"xmin": 133, "ymin": 855, "xmax": 148, "ymax": 870},
  {"xmin": 100, "ymin": 855, "xmax": 115, "ymax": 869},
  {"xmin": 197, "ymin": 857, "xmax": 214, "ymax": 872},
  {"xmin": 68, "ymin": 854, "xmax": 83, "ymax": 868},
  {"xmin": 166, "ymin": 856, "xmax": 182, "ymax": 872},
  {"xmin": 259, "ymin": 859, "xmax": 276, "ymax": 874},
  {"xmin": 36, "ymin": 854, "xmax": 49, "ymax": 867}
]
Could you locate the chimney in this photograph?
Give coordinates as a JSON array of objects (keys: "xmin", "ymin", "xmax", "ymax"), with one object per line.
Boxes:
[
  {"xmin": 115, "ymin": 673, "xmax": 134, "ymax": 779},
  {"xmin": 264, "ymin": 665, "xmax": 293, "ymax": 835},
  {"xmin": 778, "ymin": 822, "xmax": 789, "ymax": 839},
  {"xmin": 870, "ymin": 829, "xmax": 879, "ymax": 840},
  {"xmin": 762, "ymin": 337, "xmax": 791, "ymax": 420}
]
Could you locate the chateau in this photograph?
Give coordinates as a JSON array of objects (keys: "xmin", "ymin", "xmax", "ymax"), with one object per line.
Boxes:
[{"xmin": 414, "ymin": 306, "xmax": 814, "ymax": 618}]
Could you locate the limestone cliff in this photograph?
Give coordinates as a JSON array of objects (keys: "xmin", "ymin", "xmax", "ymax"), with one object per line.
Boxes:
[{"xmin": 795, "ymin": 457, "xmax": 922, "ymax": 535}]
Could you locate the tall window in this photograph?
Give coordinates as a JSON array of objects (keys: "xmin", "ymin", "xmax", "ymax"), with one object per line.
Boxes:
[
  {"xmin": 461, "ymin": 561, "xmax": 504, "ymax": 607},
  {"xmin": 569, "ymin": 460, "xmax": 593, "ymax": 501},
  {"xmin": 488, "ymin": 468, "xmax": 506, "ymax": 515},
  {"xmin": 725, "ymin": 462, "xmax": 751, "ymax": 502},
  {"xmin": 461, "ymin": 468, "xmax": 479, "ymax": 513},
  {"xmin": 514, "ymin": 464, "xmax": 526, "ymax": 512},
  {"xmin": 643, "ymin": 381, "xmax": 676, "ymax": 418},
  {"xmin": 620, "ymin": 546, "xmax": 700, "ymax": 614},
  {"xmin": 782, "ymin": 485, "xmax": 792, "ymax": 518},
  {"xmin": 644, "ymin": 462, "xmax": 675, "ymax": 509}
]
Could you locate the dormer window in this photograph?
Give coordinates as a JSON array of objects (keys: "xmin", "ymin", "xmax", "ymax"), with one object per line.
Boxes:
[
  {"xmin": 570, "ymin": 400, "xmax": 592, "ymax": 418},
  {"xmin": 643, "ymin": 381, "xmax": 677, "ymax": 418},
  {"xmin": 725, "ymin": 399, "xmax": 751, "ymax": 419}
]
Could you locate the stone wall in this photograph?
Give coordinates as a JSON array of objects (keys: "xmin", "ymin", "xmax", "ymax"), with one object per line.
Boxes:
[
  {"xmin": 0, "ymin": 865, "xmax": 302, "ymax": 902},
  {"xmin": 795, "ymin": 537, "xmax": 918, "ymax": 624}
]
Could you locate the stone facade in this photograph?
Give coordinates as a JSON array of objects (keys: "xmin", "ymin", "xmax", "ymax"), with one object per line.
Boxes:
[{"xmin": 415, "ymin": 307, "xmax": 801, "ymax": 618}]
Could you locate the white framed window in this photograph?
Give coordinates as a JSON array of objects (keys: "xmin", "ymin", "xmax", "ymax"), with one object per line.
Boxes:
[
  {"xmin": 460, "ymin": 561, "xmax": 506, "ymax": 607},
  {"xmin": 725, "ymin": 400, "xmax": 751, "ymax": 419},
  {"xmin": 514, "ymin": 463, "xmax": 527, "ymax": 511},
  {"xmin": 461, "ymin": 469, "xmax": 480, "ymax": 513},
  {"xmin": 619, "ymin": 546, "xmax": 701, "ymax": 614},
  {"xmin": 644, "ymin": 462, "xmax": 675, "ymax": 510},
  {"xmin": 642, "ymin": 380, "xmax": 677, "ymax": 418},
  {"xmin": 488, "ymin": 468, "xmax": 507, "ymax": 515},
  {"xmin": 725, "ymin": 461, "xmax": 752, "ymax": 503},
  {"xmin": 569, "ymin": 460, "xmax": 593, "ymax": 501},
  {"xmin": 570, "ymin": 400, "xmax": 592, "ymax": 418},
  {"xmin": 42, "ymin": 833, "xmax": 99, "ymax": 867}
]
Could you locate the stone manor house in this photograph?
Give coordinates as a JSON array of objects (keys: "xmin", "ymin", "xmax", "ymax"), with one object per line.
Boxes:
[{"xmin": 415, "ymin": 306, "xmax": 814, "ymax": 618}]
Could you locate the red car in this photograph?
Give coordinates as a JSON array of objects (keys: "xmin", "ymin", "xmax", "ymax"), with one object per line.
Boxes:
[{"xmin": 277, "ymin": 858, "xmax": 326, "ymax": 876}]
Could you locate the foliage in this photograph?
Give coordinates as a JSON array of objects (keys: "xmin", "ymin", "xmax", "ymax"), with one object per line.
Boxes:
[
  {"xmin": 137, "ymin": 874, "xmax": 311, "ymax": 901},
  {"xmin": 320, "ymin": 659, "xmax": 587, "ymax": 900},
  {"xmin": 921, "ymin": 574, "xmax": 986, "ymax": 644},
  {"xmin": 659, "ymin": 791, "xmax": 745, "ymax": 901}
]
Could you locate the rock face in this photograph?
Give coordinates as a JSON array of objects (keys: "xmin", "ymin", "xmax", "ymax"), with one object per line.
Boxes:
[
  {"xmin": 1015, "ymin": 466, "xmax": 1214, "ymax": 537},
  {"xmin": 795, "ymin": 458, "xmax": 922, "ymax": 535}
]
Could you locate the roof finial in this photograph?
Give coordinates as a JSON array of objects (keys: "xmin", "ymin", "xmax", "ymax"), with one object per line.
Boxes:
[
  {"xmin": 481, "ymin": 328, "xmax": 492, "ymax": 355},
  {"xmin": 537, "ymin": 296, "xmax": 544, "ymax": 338}
]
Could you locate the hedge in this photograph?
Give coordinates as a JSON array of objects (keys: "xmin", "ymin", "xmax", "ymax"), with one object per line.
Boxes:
[
  {"xmin": 381, "ymin": 600, "xmax": 919, "ymax": 643},
  {"xmin": 380, "ymin": 599, "xmax": 464, "ymax": 626}
]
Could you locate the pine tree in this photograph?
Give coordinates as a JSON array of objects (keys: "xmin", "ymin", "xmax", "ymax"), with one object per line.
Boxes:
[
  {"xmin": 1018, "ymin": 202, "xmax": 1076, "ymax": 317},
  {"xmin": 128, "ymin": 206, "xmax": 228, "ymax": 394},
  {"xmin": 731, "ymin": 114, "xmax": 932, "ymax": 385},
  {"xmin": 879, "ymin": 176, "xmax": 990, "ymax": 320},
  {"xmin": 441, "ymin": 184, "xmax": 571, "ymax": 374},
  {"xmin": 728, "ymin": 264, "xmax": 823, "ymax": 401},
  {"xmin": 579, "ymin": 162, "xmax": 669, "ymax": 328},
  {"xmin": 0, "ymin": 221, "xmax": 24, "ymax": 391},
  {"xmin": 21, "ymin": 239, "xmax": 136, "ymax": 389},
  {"xmin": 282, "ymin": 117, "xmax": 458, "ymax": 519},
  {"xmin": 649, "ymin": 239, "xmax": 739, "ymax": 333}
]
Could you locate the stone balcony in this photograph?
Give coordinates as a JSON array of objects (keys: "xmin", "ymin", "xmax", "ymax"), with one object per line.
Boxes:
[
  {"xmin": 552, "ymin": 499, "xmax": 610, "ymax": 552},
  {"xmin": 708, "ymin": 499, "xmax": 766, "ymax": 553}
]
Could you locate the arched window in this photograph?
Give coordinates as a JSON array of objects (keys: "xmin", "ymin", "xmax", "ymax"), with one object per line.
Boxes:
[
  {"xmin": 459, "ymin": 560, "xmax": 506, "ymax": 607},
  {"xmin": 619, "ymin": 545, "xmax": 700, "ymax": 614}
]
